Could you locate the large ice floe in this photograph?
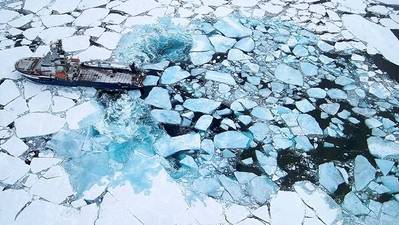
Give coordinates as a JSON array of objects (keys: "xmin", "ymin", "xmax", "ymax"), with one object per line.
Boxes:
[{"xmin": 2, "ymin": 0, "xmax": 399, "ymax": 224}]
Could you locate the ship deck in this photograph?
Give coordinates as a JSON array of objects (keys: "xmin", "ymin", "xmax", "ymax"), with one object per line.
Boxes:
[{"xmin": 76, "ymin": 67, "xmax": 145, "ymax": 87}]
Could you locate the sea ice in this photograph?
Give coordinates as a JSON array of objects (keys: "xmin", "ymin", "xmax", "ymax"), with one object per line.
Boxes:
[
  {"xmin": 30, "ymin": 172, "xmax": 74, "ymax": 204},
  {"xmin": 0, "ymin": 46, "xmax": 32, "ymax": 77},
  {"xmin": 73, "ymin": 8, "xmax": 110, "ymax": 27},
  {"xmin": 66, "ymin": 101, "xmax": 102, "ymax": 129},
  {"xmin": 297, "ymin": 114, "xmax": 323, "ymax": 135},
  {"xmin": 96, "ymin": 32, "xmax": 121, "ymax": 50},
  {"xmin": 295, "ymin": 99, "xmax": 315, "ymax": 113},
  {"xmin": 145, "ymin": 87, "xmax": 172, "ymax": 109},
  {"xmin": 15, "ymin": 113, "xmax": 65, "ymax": 138},
  {"xmin": 78, "ymin": 0, "xmax": 110, "ymax": 9},
  {"xmin": 367, "ymin": 136, "xmax": 399, "ymax": 159},
  {"xmin": 0, "ymin": 189, "xmax": 31, "ymax": 225},
  {"xmin": 0, "ymin": 10, "xmax": 19, "ymax": 23},
  {"xmin": 28, "ymin": 90, "xmax": 52, "ymax": 112},
  {"xmin": 214, "ymin": 131, "xmax": 251, "ymax": 149},
  {"xmin": 354, "ymin": 155, "xmax": 376, "ymax": 191},
  {"xmin": 249, "ymin": 123, "xmax": 270, "ymax": 141},
  {"xmin": 195, "ymin": 115, "xmax": 213, "ymax": 131},
  {"xmin": 214, "ymin": 17, "xmax": 252, "ymax": 38},
  {"xmin": 23, "ymin": 0, "xmax": 52, "ymax": 13},
  {"xmin": 319, "ymin": 162, "xmax": 345, "ymax": 193},
  {"xmin": 39, "ymin": 27, "xmax": 76, "ymax": 44},
  {"xmin": 205, "ymin": 71, "xmax": 237, "ymax": 85},
  {"xmin": 151, "ymin": 109, "xmax": 181, "ymax": 125},
  {"xmin": 307, "ymin": 88, "xmax": 326, "ymax": 99},
  {"xmin": 342, "ymin": 192, "xmax": 370, "ymax": 216},
  {"xmin": 0, "ymin": 153, "xmax": 29, "ymax": 185},
  {"xmin": 234, "ymin": 37, "xmax": 255, "ymax": 52},
  {"xmin": 249, "ymin": 176, "xmax": 278, "ymax": 203},
  {"xmin": 77, "ymin": 46, "xmax": 112, "ymax": 62},
  {"xmin": 191, "ymin": 35, "xmax": 214, "ymax": 52},
  {"xmin": 0, "ymin": 135, "xmax": 28, "ymax": 157},
  {"xmin": 160, "ymin": 66, "xmax": 190, "ymax": 84},
  {"xmin": 112, "ymin": 0, "xmax": 160, "ymax": 16},
  {"xmin": 376, "ymin": 159, "xmax": 394, "ymax": 176},
  {"xmin": 275, "ymin": 64, "xmax": 304, "ymax": 86},
  {"xmin": 41, "ymin": 14, "xmax": 75, "ymax": 27},
  {"xmin": 270, "ymin": 191, "xmax": 305, "ymax": 225},
  {"xmin": 183, "ymin": 98, "xmax": 221, "ymax": 114},
  {"xmin": 209, "ymin": 35, "xmax": 236, "ymax": 53},
  {"xmin": 0, "ymin": 80, "xmax": 20, "ymax": 106},
  {"xmin": 227, "ymin": 48, "xmax": 252, "ymax": 61},
  {"xmin": 50, "ymin": 0, "xmax": 80, "ymax": 13}
]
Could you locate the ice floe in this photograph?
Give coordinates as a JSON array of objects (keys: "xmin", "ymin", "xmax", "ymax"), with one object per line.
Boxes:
[{"xmin": 15, "ymin": 113, "xmax": 65, "ymax": 138}]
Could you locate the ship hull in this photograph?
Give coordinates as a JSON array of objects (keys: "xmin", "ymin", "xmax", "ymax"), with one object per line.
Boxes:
[{"xmin": 21, "ymin": 73, "xmax": 141, "ymax": 90}]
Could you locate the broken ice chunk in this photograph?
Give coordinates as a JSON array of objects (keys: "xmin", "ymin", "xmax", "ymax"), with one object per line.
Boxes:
[
  {"xmin": 214, "ymin": 131, "xmax": 251, "ymax": 149},
  {"xmin": 376, "ymin": 159, "xmax": 394, "ymax": 176},
  {"xmin": 0, "ymin": 189, "xmax": 31, "ymax": 225},
  {"xmin": 0, "ymin": 135, "xmax": 28, "ymax": 156},
  {"xmin": 160, "ymin": 66, "xmax": 190, "ymax": 85},
  {"xmin": 62, "ymin": 35, "xmax": 90, "ymax": 52},
  {"xmin": 227, "ymin": 49, "xmax": 252, "ymax": 61},
  {"xmin": 295, "ymin": 136, "xmax": 314, "ymax": 151},
  {"xmin": 342, "ymin": 192, "xmax": 370, "ymax": 216},
  {"xmin": 327, "ymin": 89, "xmax": 347, "ymax": 100},
  {"xmin": 0, "ymin": 153, "xmax": 29, "ymax": 185},
  {"xmin": 213, "ymin": 17, "xmax": 252, "ymax": 38},
  {"xmin": 144, "ymin": 87, "xmax": 172, "ymax": 109},
  {"xmin": 183, "ymin": 98, "xmax": 221, "ymax": 114},
  {"xmin": 190, "ymin": 51, "xmax": 215, "ymax": 65},
  {"xmin": 0, "ymin": 80, "xmax": 20, "ymax": 106},
  {"xmin": 15, "ymin": 113, "xmax": 65, "ymax": 138},
  {"xmin": 293, "ymin": 45, "xmax": 309, "ymax": 57},
  {"xmin": 195, "ymin": 115, "xmax": 213, "ymax": 131},
  {"xmin": 251, "ymin": 106, "xmax": 273, "ymax": 121},
  {"xmin": 209, "ymin": 35, "xmax": 236, "ymax": 53},
  {"xmin": 295, "ymin": 99, "xmax": 315, "ymax": 113},
  {"xmin": 205, "ymin": 71, "xmax": 237, "ymax": 85},
  {"xmin": 249, "ymin": 176, "xmax": 278, "ymax": 204},
  {"xmin": 66, "ymin": 101, "xmax": 102, "ymax": 129},
  {"xmin": 320, "ymin": 103, "xmax": 340, "ymax": 115},
  {"xmin": 354, "ymin": 155, "xmax": 376, "ymax": 191},
  {"xmin": 151, "ymin": 109, "xmax": 181, "ymax": 125},
  {"xmin": 270, "ymin": 191, "xmax": 305, "ymax": 225},
  {"xmin": 191, "ymin": 35, "xmax": 214, "ymax": 52},
  {"xmin": 297, "ymin": 114, "xmax": 323, "ymax": 135},
  {"xmin": 367, "ymin": 136, "xmax": 399, "ymax": 159},
  {"xmin": 234, "ymin": 37, "xmax": 255, "ymax": 52},
  {"xmin": 28, "ymin": 90, "xmax": 52, "ymax": 112},
  {"xmin": 73, "ymin": 8, "xmax": 109, "ymax": 27},
  {"xmin": 318, "ymin": 162, "xmax": 345, "ymax": 193},
  {"xmin": 307, "ymin": 88, "xmax": 326, "ymax": 98},
  {"xmin": 249, "ymin": 123, "xmax": 270, "ymax": 141},
  {"xmin": 274, "ymin": 64, "xmax": 304, "ymax": 86},
  {"xmin": 155, "ymin": 133, "xmax": 201, "ymax": 157},
  {"xmin": 225, "ymin": 204, "xmax": 250, "ymax": 224}
]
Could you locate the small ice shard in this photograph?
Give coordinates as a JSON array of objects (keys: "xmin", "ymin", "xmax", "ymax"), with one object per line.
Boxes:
[
  {"xmin": 205, "ymin": 71, "xmax": 237, "ymax": 85},
  {"xmin": 367, "ymin": 136, "xmax": 399, "ymax": 159},
  {"xmin": 307, "ymin": 88, "xmax": 326, "ymax": 98},
  {"xmin": 318, "ymin": 162, "xmax": 345, "ymax": 193},
  {"xmin": 151, "ymin": 109, "xmax": 181, "ymax": 125},
  {"xmin": 376, "ymin": 159, "xmax": 394, "ymax": 175},
  {"xmin": 294, "ymin": 181, "xmax": 343, "ymax": 225},
  {"xmin": 295, "ymin": 99, "xmax": 315, "ymax": 113},
  {"xmin": 274, "ymin": 64, "xmax": 304, "ymax": 86},
  {"xmin": 0, "ymin": 153, "xmax": 29, "ymax": 185},
  {"xmin": 160, "ymin": 66, "xmax": 190, "ymax": 84},
  {"xmin": 73, "ymin": 8, "xmax": 110, "ymax": 27},
  {"xmin": 15, "ymin": 113, "xmax": 65, "ymax": 138},
  {"xmin": 234, "ymin": 37, "xmax": 255, "ymax": 52},
  {"xmin": 62, "ymin": 35, "xmax": 90, "ymax": 52},
  {"xmin": 0, "ymin": 80, "xmax": 20, "ymax": 106},
  {"xmin": 191, "ymin": 35, "xmax": 214, "ymax": 52},
  {"xmin": 227, "ymin": 48, "xmax": 252, "ymax": 61},
  {"xmin": 209, "ymin": 35, "xmax": 236, "ymax": 53},
  {"xmin": 270, "ymin": 191, "xmax": 305, "ymax": 225},
  {"xmin": 297, "ymin": 114, "xmax": 323, "ymax": 135},
  {"xmin": 195, "ymin": 115, "xmax": 213, "ymax": 131},
  {"xmin": 342, "ymin": 192, "xmax": 370, "ymax": 216},
  {"xmin": 214, "ymin": 131, "xmax": 251, "ymax": 149},
  {"xmin": 183, "ymin": 98, "xmax": 221, "ymax": 114},
  {"xmin": 342, "ymin": 14, "xmax": 399, "ymax": 66},
  {"xmin": 77, "ymin": 46, "xmax": 112, "ymax": 62},
  {"xmin": 248, "ymin": 176, "xmax": 278, "ymax": 204},
  {"xmin": 225, "ymin": 204, "xmax": 250, "ymax": 224},
  {"xmin": 320, "ymin": 103, "xmax": 340, "ymax": 115},
  {"xmin": 354, "ymin": 155, "xmax": 376, "ymax": 191},
  {"xmin": 145, "ymin": 87, "xmax": 172, "ymax": 109},
  {"xmin": 0, "ymin": 136, "xmax": 28, "ymax": 157},
  {"xmin": 66, "ymin": 101, "xmax": 102, "ymax": 129},
  {"xmin": 214, "ymin": 17, "xmax": 252, "ymax": 38}
]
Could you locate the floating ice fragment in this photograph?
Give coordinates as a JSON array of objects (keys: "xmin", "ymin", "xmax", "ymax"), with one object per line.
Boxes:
[
  {"xmin": 234, "ymin": 37, "xmax": 255, "ymax": 52},
  {"xmin": 0, "ymin": 136, "xmax": 28, "ymax": 157},
  {"xmin": 227, "ymin": 48, "xmax": 252, "ymax": 61},
  {"xmin": 295, "ymin": 99, "xmax": 315, "ymax": 113},
  {"xmin": 367, "ymin": 136, "xmax": 399, "ymax": 159},
  {"xmin": 73, "ymin": 8, "xmax": 109, "ymax": 27},
  {"xmin": 214, "ymin": 131, "xmax": 251, "ymax": 149},
  {"xmin": 249, "ymin": 176, "xmax": 278, "ymax": 204},
  {"xmin": 191, "ymin": 35, "xmax": 214, "ymax": 52},
  {"xmin": 297, "ymin": 114, "xmax": 323, "ymax": 135},
  {"xmin": 214, "ymin": 17, "xmax": 252, "ymax": 38},
  {"xmin": 145, "ymin": 87, "xmax": 172, "ymax": 109},
  {"xmin": 183, "ymin": 98, "xmax": 221, "ymax": 114},
  {"xmin": 205, "ymin": 71, "xmax": 237, "ymax": 85},
  {"xmin": 151, "ymin": 109, "xmax": 181, "ymax": 125},
  {"xmin": 342, "ymin": 192, "xmax": 370, "ymax": 216},
  {"xmin": 270, "ymin": 191, "xmax": 305, "ymax": 225},
  {"xmin": 160, "ymin": 66, "xmax": 190, "ymax": 84},
  {"xmin": 0, "ymin": 80, "xmax": 20, "ymax": 106},
  {"xmin": 0, "ymin": 153, "xmax": 29, "ymax": 185},
  {"xmin": 15, "ymin": 113, "xmax": 65, "ymax": 138},
  {"xmin": 62, "ymin": 35, "xmax": 90, "ymax": 52},
  {"xmin": 319, "ymin": 162, "xmax": 345, "ymax": 193},
  {"xmin": 354, "ymin": 155, "xmax": 376, "ymax": 191},
  {"xmin": 375, "ymin": 159, "xmax": 394, "ymax": 176},
  {"xmin": 275, "ymin": 64, "xmax": 304, "ymax": 86},
  {"xmin": 195, "ymin": 115, "xmax": 213, "ymax": 131},
  {"xmin": 66, "ymin": 101, "xmax": 103, "ymax": 130},
  {"xmin": 209, "ymin": 35, "xmax": 237, "ymax": 53}
]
